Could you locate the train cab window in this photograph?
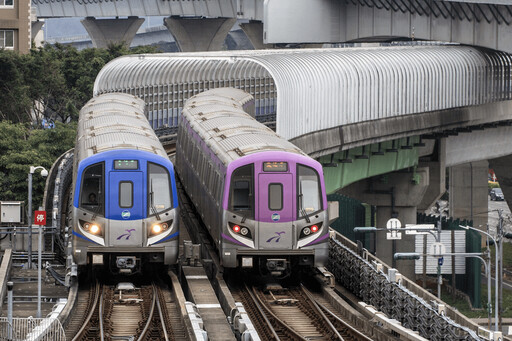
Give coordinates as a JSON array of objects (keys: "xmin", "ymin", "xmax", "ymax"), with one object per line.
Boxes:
[
  {"xmin": 268, "ymin": 184, "xmax": 283, "ymax": 211},
  {"xmin": 119, "ymin": 181, "xmax": 133, "ymax": 208},
  {"xmin": 229, "ymin": 164, "xmax": 254, "ymax": 219},
  {"xmin": 148, "ymin": 162, "xmax": 172, "ymax": 215},
  {"xmin": 79, "ymin": 163, "xmax": 104, "ymax": 215},
  {"xmin": 297, "ymin": 165, "xmax": 321, "ymax": 218}
]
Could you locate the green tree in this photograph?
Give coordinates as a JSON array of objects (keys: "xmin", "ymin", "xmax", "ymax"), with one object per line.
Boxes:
[
  {"xmin": 0, "ymin": 51, "xmax": 32, "ymax": 122},
  {"xmin": 0, "ymin": 121, "xmax": 76, "ymax": 207}
]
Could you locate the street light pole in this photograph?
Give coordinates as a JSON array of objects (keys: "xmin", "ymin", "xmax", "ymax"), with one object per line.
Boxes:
[
  {"xmin": 497, "ymin": 209, "xmax": 503, "ymax": 331},
  {"xmin": 27, "ymin": 170, "xmax": 33, "ymax": 269},
  {"xmin": 460, "ymin": 224, "xmax": 499, "ymax": 332},
  {"xmin": 27, "ymin": 166, "xmax": 48, "ymax": 270},
  {"xmin": 436, "ymin": 201, "xmax": 443, "ymax": 300}
]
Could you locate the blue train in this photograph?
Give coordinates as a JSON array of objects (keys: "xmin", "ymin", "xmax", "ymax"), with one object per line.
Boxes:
[{"xmin": 71, "ymin": 93, "xmax": 179, "ymax": 274}]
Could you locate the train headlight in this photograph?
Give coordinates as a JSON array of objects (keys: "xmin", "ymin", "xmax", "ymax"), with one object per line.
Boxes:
[
  {"xmin": 299, "ymin": 223, "xmax": 323, "ymax": 239},
  {"xmin": 149, "ymin": 221, "xmax": 171, "ymax": 236},
  {"xmin": 228, "ymin": 222, "xmax": 252, "ymax": 239},
  {"xmin": 79, "ymin": 220, "xmax": 103, "ymax": 236},
  {"xmin": 90, "ymin": 224, "xmax": 101, "ymax": 235}
]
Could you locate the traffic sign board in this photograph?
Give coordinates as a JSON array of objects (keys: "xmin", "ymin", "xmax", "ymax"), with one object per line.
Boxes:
[
  {"xmin": 34, "ymin": 210, "xmax": 46, "ymax": 225},
  {"xmin": 429, "ymin": 242, "xmax": 446, "ymax": 257},
  {"xmin": 386, "ymin": 218, "xmax": 402, "ymax": 240},
  {"xmin": 404, "ymin": 224, "xmax": 435, "ymax": 235}
]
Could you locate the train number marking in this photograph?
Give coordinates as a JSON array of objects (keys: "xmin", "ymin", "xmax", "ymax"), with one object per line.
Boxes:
[
  {"xmin": 266, "ymin": 231, "xmax": 285, "ymax": 243},
  {"xmin": 117, "ymin": 228, "xmax": 136, "ymax": 240}
]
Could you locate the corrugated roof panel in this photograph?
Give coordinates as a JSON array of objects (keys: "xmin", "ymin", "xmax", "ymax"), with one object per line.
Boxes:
[
  {"xmin": 94, "ymin": 46, "xmax": 512, "ymax": 141},
  {"xmin": 76, "ymin": 93, "xmax": 168, "ymax": 163},
  {"xmin": 181, "ymin": 89, "xmax": 305, "ymax": 164}
]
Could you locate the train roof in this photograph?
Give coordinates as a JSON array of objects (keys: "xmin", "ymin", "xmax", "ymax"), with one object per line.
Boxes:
[
  {"xmin": 75, "ymin": 93, "xmax": 167, "ymax": 163},
  {"xmin": 182, "ymin": 88, "xmax": 306, "ymax": 165}
]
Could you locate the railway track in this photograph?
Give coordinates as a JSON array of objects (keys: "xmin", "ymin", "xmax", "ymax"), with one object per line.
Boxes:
[
  {"xmin": 66, "ymin": 278, "xmax": 187, "ymax": 341},
  {"xmin": 232, "ymin": 283, "xmax": 372, "ymax": 340}
]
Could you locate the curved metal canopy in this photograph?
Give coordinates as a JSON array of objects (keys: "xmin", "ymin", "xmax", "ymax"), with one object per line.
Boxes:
[{"xmin": 94, "ymin": 46, "xmax": 512, "ymax": 141}]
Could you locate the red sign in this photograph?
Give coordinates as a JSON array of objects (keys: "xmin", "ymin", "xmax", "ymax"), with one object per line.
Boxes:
[{"xmin": 34, "ymin": 211, "xmax": 46, "ymax": 225}]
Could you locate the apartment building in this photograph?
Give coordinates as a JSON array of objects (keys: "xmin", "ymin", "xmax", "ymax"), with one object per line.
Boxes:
[{"xmin": 0, "ymin": 0, "xmax": 32, "ymax": 53}]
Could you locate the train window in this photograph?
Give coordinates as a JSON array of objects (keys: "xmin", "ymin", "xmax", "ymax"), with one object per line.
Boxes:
[
  {"xmin": 148, "ymin": 163, "xmax": 172, "ymax": 216},
  {"xmin": 79, "ymin": 162, "xmax": 104, "ymax": 215},
  {"xmin": 119, "ymin": 181, "xmax": 133, "ymax": 208},
  {"xmin": 268, "ymin": 183, "xmax": 283, "ymax": 211},
  {"xmin": 297, "ymin": 165, "xmax": 321, "ymax": 218},
  {"xmin": 229, "ymin": 164, "xmax": 254, "ymax": 219}
]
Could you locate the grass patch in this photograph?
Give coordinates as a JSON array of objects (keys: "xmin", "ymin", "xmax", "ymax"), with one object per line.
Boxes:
[
  {"xmin": 441, "ymin": 284, "xmax": 512, "ymax": 318},
  {"xmin": 484, "ymin": 242, "xmax": 512, "ymax": 270},
  {"xmin": 444, "ymin": 242, "xmax": 512, "ymax": 319}
]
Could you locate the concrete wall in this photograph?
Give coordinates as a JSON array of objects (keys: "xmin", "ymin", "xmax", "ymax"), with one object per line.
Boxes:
[
  {"xmin": 339, "ymin": 167, "xmax": 430, "ymax": 279},
  {"xmin": 449, "ymin": 161, "xmax": 489, "ymax": 233}
]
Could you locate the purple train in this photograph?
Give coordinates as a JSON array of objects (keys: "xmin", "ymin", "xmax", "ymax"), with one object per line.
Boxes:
[{"xmin": 176, "ymin": 88, "xmax": 333, "ymax": 276}]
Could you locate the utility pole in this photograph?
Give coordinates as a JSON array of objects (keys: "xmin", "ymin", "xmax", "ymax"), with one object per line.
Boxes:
[
  {"xmin": 437, "ymin": 201, "xmax": 443, "ymax": 300},
  {"xmin": 498, "ymin": 209, "xmax": 503, "ymax": 331}
]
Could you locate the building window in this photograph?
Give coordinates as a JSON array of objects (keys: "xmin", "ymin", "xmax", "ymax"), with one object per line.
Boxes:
[
  {"xmin": 0, "ymin": 30, "xmax": 14, "ymax": 49},
  {"xmin": 0, "ymin": 0, "xmax": 14, "ymax": 7}
]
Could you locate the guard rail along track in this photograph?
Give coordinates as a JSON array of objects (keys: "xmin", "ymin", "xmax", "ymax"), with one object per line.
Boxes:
[
  {"xmin": 328, "ymin": 233, "xmax": 483, "ymax": 340},
  {"xmin": 66, "ymin": 280, "xmax": 183, "ymax": 341},
  {"xmin": 234, "ymin": 283, "xmax": 372, "ymax": 340}
]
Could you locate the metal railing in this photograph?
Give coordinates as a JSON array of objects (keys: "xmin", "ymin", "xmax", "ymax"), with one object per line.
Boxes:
[{"xmin": 0, "ymin": 317, "xmax": 65, "ymax": 341}]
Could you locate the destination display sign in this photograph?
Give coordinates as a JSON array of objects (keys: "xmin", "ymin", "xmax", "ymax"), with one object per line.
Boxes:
[
  {"xmin": 114, "ymin": 160, "xmax": 139, "ymax": 170},
  {"xmin": 263, "ymin": 162, "xmax": 288, "ymax": 172}
]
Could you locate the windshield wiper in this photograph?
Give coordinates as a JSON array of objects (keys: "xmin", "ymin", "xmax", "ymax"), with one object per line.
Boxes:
[
  {"xmin": 298, "ymin": 193, "xmax": 311, "ymax": 223},
  {"xmin": 150, "ymin": 180, "xmax": 161, "ymax": 221},
  {"xmin": 92, "ymin": 202, "xmax": 102, "ymax": 221}
]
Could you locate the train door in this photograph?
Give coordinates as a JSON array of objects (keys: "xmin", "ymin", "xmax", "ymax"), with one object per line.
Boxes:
[
  {"xmin": 108, "ymin": 171, "xmax": 144, "ymax": 246},
  {"xmin": 257, "ymin": 173, "xmax": 294, "ymax": 249}
]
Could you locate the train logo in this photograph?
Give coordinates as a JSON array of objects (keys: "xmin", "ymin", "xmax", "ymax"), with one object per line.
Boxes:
[
  {"xmin": 266, "ymin": 231, "xmax": 286, "ymax": 243},
  {"xmin": 271, "ymin": 213, "xmax": 280, "ymax": 222},
  {"xmin": 121, "ymin": 210, "xmax": 131, "ymax": 219},
  {"xmin": 117, "ymin": 229, "xmax": 136, "ymax": 241}
]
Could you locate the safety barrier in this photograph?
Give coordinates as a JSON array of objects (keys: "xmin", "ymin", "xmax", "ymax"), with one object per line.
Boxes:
[{"xmin": 0, "ymin": 317, "xmax": 65, "ymax": 341}]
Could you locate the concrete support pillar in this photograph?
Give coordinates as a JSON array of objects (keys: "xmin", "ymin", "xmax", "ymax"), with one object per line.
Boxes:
[
  {"xmin": 489, "ymin": 155, "xmax": 512, "ymax": 216},
  {"xmin": 81, "ymin": 16, "xmax": 144, "ymax": 48},
  {"xmin": 418, "ymin": 139, "xmax": 446, "ymax": 212},
  {"xmin": 340, "ymin": 167, "xmax": 430, "ymax": 279},
  {"xmin": 31, "ymin": 20, "xmax": 44, "ymax": 40},
  {"xmin": 449, "ymin": 161, "xmax": 488, "ymax": 233},
  {"xmin": 240, "ymin": 20, "xmax": 273, "ymax": 50},
  {"xmin": 164, "ymin": 17, "xmax": 236, "ymax": 52}
]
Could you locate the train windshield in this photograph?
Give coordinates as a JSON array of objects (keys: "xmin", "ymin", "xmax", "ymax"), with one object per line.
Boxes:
[
  {"xmin": 148, "ymin": 162, "xmax": 172, "ymax": 215},
  {"xmin": 79, "ymin": 162, "xmax": 104, "ymax": 215},
  {"xmin": 297, "ymin": 164, "xmax": 321, "ymax": 218},
  {"xmin": 229, "ymin": 164, "xmax": 254, "ymax": 220}
]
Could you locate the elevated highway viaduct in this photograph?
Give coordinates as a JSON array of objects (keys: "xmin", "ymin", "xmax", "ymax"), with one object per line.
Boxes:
[{"xmin": 31, "ymin": 0, "xmax": 512, "ymax": 53}]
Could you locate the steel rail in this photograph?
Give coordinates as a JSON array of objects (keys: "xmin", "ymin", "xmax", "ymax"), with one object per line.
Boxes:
[
  {"xmin": 249, "ymin": 285, "xmax": 307, "ymax": 341},
  {"xmin": 302, "ymin": 286, "xmax": 373, "ymax": 341},
  {"xmin": 243, "ymin": 284, "xmax": 281, "ymax": 340},
  {"xmin": 71, "ymin": 280, "xmax": 100, "ymax": 341},
  {"xmin": 155, "ymin": 285, "xmax": 170, "ymax": 341},
  {"xmin": 298, "ymin": 285, "xmax": 344, "ymax": 340},
  {"xmin": 136, "ymin": 284, "xmax": 157, "ymax": 341},
  {"xmin": 99, "ymin": 286, "xmax": 105, "ymax": 341}
]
